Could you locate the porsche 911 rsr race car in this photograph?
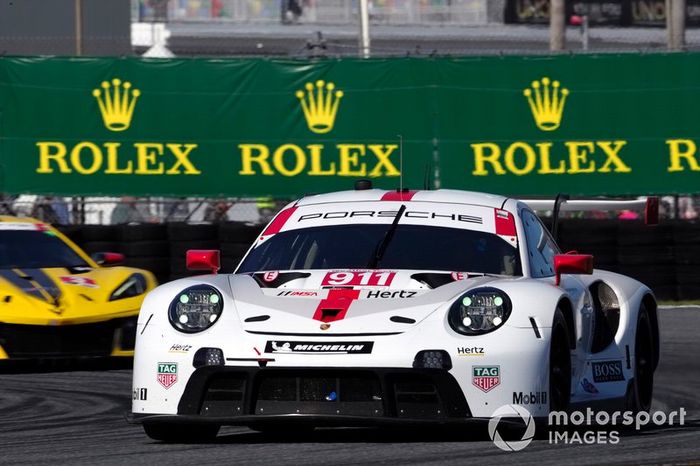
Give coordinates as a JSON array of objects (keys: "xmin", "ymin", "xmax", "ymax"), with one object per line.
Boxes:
[
  {"xmin": 131, "ymin": 189, "xmax": 659, "ymax": 442},
  {"xmin": 0, "ymin": 217, "xmax": 157, "ymax": 359}
]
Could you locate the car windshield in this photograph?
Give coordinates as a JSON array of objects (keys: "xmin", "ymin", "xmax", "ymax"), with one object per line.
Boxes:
[
  {"xmin": 0, "ymin": 230, "xmax": 89, "ymax": 269},
  {"xmin": 237, "ymin": 224, "xmax": 521, "ymax": 275}
]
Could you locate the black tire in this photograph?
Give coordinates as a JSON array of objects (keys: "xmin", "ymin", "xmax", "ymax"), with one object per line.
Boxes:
[
  {"xmin": 123, "ymin": 240, "xmax": 170, "ymax": 257},
  {"xmin": 143, "ymin": 422, "xmax": 219, "ymax": 443},
  {"xmin": 169, "ymin": 240, "xmax": 220, "ymax": 259},
  {"xmin": 220, "ymin": 242, "xmax": 251, "ymax": 257},
  {"xmin": 167, "ymin": 223, "xmax": 218, "ymax": 241},
  {"xmin": 549, "ymin": 308, "xmax": 572, "ymax": 413},
  {"xmin": 219, "ymin": 222, "xmax": 263, "ymax": 243},
  {"xmin": 119, "ymin": 224, "xmax": 167, "ymax": 242},
  {"xmin": 81, "ymin": 225, "xmax": 119, "ymax": 241},
  {"xmin": 627, "ymin": 305, "xmax": 655, "ymax": 414},
  {"xmin": 56, "ymin": 225, "xmax": 83, "ymax": 243},
  {"xmin": 221, "ymin": 255, "xmax": 244, "ymax": 272},
  {"xmin": 124, "ymin": 257, "xmax": 170, "ymax": 274},
  {"xmin": 80, "ymin": 241, "xmax": 122, "ymax": 254}
]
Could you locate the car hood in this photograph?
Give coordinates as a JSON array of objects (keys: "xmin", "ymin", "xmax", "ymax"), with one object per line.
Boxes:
[
  {"xmin": 228, "ymin": 269, "xmax": 502, "ymax": 335},
  {"xmin": 0, "ymin": 266, "xmax": 150, "ymax": 325}
]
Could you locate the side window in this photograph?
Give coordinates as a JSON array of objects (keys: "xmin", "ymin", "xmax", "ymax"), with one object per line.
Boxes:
[{"xmin": 521, "ymin": 210, "xmax": 559, "ymax": 278}]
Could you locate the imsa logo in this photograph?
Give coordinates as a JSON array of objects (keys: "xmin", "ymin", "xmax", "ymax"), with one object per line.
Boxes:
[{"xmin": 472, "ymin": 365, "xmax": 500, "ymax": 393}]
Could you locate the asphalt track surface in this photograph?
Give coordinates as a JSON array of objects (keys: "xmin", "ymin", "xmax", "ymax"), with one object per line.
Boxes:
[{"xmin": 1, "ymin": 307, "xmax": 698, "ymax": 466}]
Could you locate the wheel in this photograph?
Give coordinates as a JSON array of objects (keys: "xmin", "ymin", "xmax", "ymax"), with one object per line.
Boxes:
[
  {"xmin": 549, "ymin": 308, "xmax": 572, "ymax": 412},
  {"xmin": 627, "ymin": 304, "xmax": 655, "ymax": 413},
  {"xmin": 143, "ymin": 422, "xmax": 220, "ymax": 443}
]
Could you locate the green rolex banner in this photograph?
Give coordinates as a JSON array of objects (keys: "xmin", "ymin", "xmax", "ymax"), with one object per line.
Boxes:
[{"xmin": 1, "ymin": 54, "xmax": 700, "ymax": 197}]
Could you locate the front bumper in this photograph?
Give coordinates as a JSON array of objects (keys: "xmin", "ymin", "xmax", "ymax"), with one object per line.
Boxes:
[
  {"xmin": 133, "ymin": 366, "xmax": 471, "ymax": 426},
  {"xmin": 0, "ymin": 316, "xmax": 137, "ymax": 359}
]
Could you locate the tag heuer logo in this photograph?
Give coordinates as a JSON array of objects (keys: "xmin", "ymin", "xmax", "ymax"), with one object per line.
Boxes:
[
  {"xmin": 157, "ymin": 362, "xmax": 178, "ymax": 389},
  {"xmin": 472, "ymin": 365, "xmax": 500, "ymax": 393}
]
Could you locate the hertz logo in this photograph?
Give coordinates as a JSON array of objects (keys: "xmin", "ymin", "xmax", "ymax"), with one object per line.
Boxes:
[
  {"xmin": 523, "ymin": 77, "xmax": 569, "ymax": 132},
  {"xmin": 296, "ymin": 80, "xmax": 343, "ymax": 134},
  {"xmin": 92, "ymin": 78, "xmax": 141, "ymax": 132}
]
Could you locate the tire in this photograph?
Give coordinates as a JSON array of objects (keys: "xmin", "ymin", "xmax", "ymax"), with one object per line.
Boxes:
[
  {"xmin": 143, "ymin": 422, "xmax": 219, "ymax": 443},
  {"xmin": 549, "ymin": 308, "xmax": 572, "ymax": 413},
  {"xmin": 124, "ymin": 257, "xmax": 170, "ymax": 275},
  {"xmin": 169, "ymin": 240, "xmax": 220, "ymax": 259},
  {"xmin": 220, "ymin": 242, "xmax": 251, "ymax": 257},
  {"xmin": 627, "ymin": 305, "xmax": 655, "ymax": 414},
  {"xmin": 219, "ymin": 222, "xmax": 263, "ymax": 243},
  {"xmin": 80, "ymin": 241, "xmax": 122, "ymax": 254},
  {"xmin": 221, "ymin": 255, "xmax": 244, "ymax": 272},
  {"xmin": 123, "ymin": 240, "xmax": 170, "ymax": 257},
  {"xmin": 119, "ymin": 224, "xmax": 167, "ymax": 242},
  {"xmin": 81, "ymin": 225, "xmax": 119, "ymax": 241},
  {"xmin": 57, "ymin": 225, "xmax": 83, "ymax": 243},
  {"xmin": 167, "ymin": 223, "xmax": 218, "ymax": 241}
]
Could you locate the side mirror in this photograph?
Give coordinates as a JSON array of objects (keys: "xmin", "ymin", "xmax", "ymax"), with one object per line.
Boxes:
[
  {"xmin": 554, "ymin": 254, "xmax": 593, "ymax": 286},
  {"xmin": 92, "ymin": 252, "xmax": 125, "ymax": 266},
  {"xmin": 186, "ymin": 249, "xmax": 220, "ymax": 274}
]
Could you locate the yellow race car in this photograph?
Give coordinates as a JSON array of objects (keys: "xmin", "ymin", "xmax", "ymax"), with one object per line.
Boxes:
[{"xmin": 0, "ymin": 216, "xmax": 157, "ymax": 359}]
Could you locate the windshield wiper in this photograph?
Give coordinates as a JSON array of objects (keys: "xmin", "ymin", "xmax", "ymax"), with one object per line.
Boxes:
[{"xmin": 367, "ymin": 204, "xmax": 406, "ymax": 269}]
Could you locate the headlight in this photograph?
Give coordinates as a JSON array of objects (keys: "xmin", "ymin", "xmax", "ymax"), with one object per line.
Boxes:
[
  {"xmin": 109, "ymin": 273, "xmax": 147, "ymax": 301},
  {"xmin": 168, "ymin": 285, "xmax": 224, "ymax": 333},
  {"xmin": 448, "ymin": 287, "xmax": 511, "ymax": 335}
]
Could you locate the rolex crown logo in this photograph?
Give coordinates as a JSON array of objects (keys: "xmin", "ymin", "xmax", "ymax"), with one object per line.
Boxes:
[
  {"xmin": 296, "ymin": 80, "xmax": 343, "ymax": 134},
  {"xmin": 92, "ymin": 78, "xmax": 140, "ymax": 132},
  {"xmin": 523, "ymin": 77, "xmax": 569, "ymax": 132}
]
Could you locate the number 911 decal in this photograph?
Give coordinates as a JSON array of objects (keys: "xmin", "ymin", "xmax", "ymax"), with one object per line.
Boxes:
[{"xmin": 321, "ymin": 271, "xmax": 396, "ymax": 287}]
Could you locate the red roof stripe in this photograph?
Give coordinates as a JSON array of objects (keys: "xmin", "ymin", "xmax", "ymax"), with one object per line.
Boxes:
[
  {"xmin": 381, "ymin": 191, "xmax": 418, "ymax": 201},
  {"xmin": 494, "ymin": 209, "xmax": 517, "ymax": 236},
  {"xmin": 261, "ymin": 207, "xmax": 298, "ymax": 236}
]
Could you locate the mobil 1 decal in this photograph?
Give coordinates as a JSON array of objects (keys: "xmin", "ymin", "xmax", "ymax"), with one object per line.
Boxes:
[{"xmin": 591, "ymin": 360, "xmax": 624, "ymax": 382}]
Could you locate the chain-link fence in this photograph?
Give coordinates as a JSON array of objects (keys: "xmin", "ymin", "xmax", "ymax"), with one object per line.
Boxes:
[
  {"xmin": 129, "ymin": 0, "xmax": 700, "ymax": 57},
  {"xmin": 0, "ymin": 195, "xmax": 288, "ymax": 225},
  {"xmin": 3, "ymin": 194, "xmax": 700, "ymax": 225}
]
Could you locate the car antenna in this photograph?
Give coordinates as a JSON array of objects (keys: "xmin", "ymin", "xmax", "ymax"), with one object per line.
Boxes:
[
  {"xmin": 551, "ymin": 193, "xmax": 570, "ymax": 242},
  {"xmin": 398, "ymin": 134, "xmax": 403, "ymax": 192},
  {"xmin": 423, "ymin": 161, "xmax": 431, "ymax": 190}
]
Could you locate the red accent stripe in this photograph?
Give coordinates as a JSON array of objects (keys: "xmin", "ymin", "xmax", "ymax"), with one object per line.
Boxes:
[
  {"xmin": 262, "ymin": 207, "xmax": 297, "ymax": 236},
  {"xmin": 381, "ymin": 191, "xmax": 417, "ymax": 201},
  {"xmin": 313, "ymin": 289, "xmax": 361, "ymax": 322},
  {"xmin": 494, "ymin": 209, "xmax": 516, "ymax": 236}
]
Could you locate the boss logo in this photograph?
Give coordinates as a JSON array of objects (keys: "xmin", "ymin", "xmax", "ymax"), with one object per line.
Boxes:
[{"xmin": 591, "ymin": 360, "xmax": 624, "ymax": 382}]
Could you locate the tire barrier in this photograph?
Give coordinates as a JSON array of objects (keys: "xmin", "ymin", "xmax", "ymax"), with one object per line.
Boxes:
[{"xmin": 57, "ymin": 220, "xmax": 700, "ymax": 300}]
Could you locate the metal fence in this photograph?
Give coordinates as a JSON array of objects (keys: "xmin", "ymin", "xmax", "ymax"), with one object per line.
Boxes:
[
  {"xmin": 133, "ymin": 0, "xmax": 494, "ymax": 25},
  {"xmin": 0, "ymin": 195, "xmax": 283, "ymax": 225},
  {"xmin": 3, "ymin": 194, "xmax": 699, "ymax": 225},
  {"xmin": 130, "ymin": 0, "xmax": 700, "ymax": 58}
]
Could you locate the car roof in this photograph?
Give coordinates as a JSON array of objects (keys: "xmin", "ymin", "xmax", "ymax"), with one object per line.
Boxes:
[
  {"xmin": 295, "ymin": 189, "xmax": 511, "ymax": 209},
  {"xmin": 0, "ymin": 216, "xmax": 44, "ymax": 225}
]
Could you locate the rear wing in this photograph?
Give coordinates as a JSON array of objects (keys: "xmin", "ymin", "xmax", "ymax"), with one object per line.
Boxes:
[
  {"xmin": 523, "ymin": 197, "xmax": 659, "ymax": 225},
  {"xmin": 522, "ymin": 195, "xmax": 659, "ymax": 241}
]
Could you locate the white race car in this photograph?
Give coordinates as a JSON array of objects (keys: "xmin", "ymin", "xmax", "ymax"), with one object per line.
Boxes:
[{"xmin": 131, "ymin": 187, "xmax": 660, "ymax": 442}]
